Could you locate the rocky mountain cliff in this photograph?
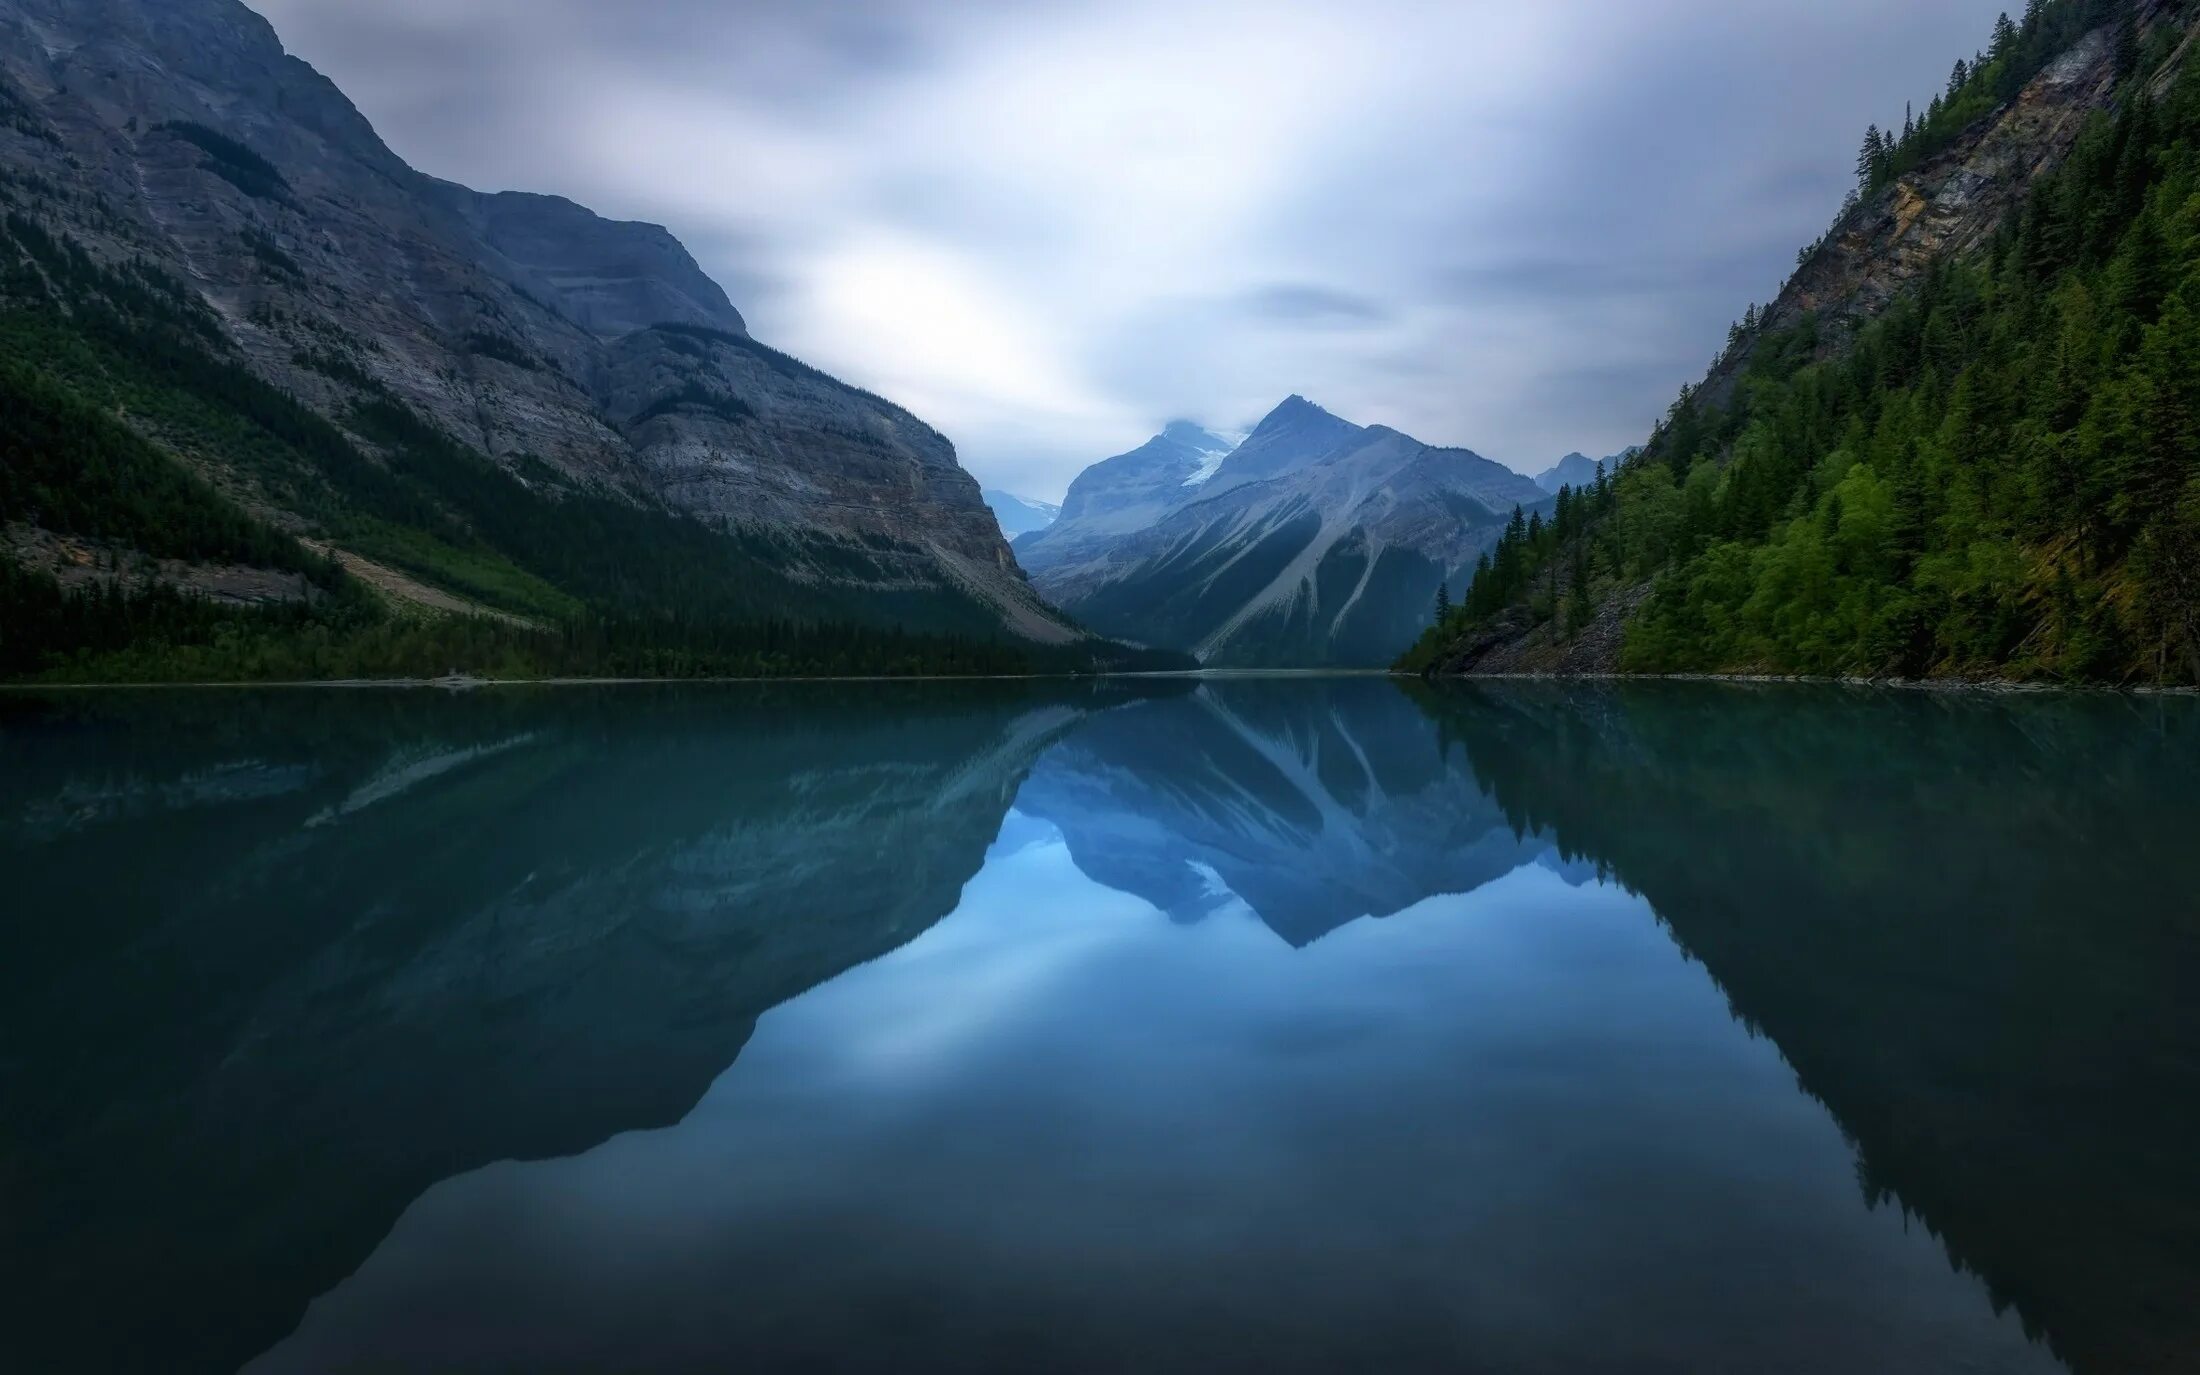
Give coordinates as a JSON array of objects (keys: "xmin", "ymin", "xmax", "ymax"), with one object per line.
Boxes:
[
  {"xmin": 1032, "ymin": 397, "xmax": 1549, "ymax": 667},
  {"xmin": 0, "ymin": 0, "xmax": 1083, "ymax": 665}
]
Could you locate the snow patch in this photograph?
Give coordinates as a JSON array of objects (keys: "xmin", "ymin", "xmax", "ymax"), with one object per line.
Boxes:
[{"xmin": 1179, "ymin": 433, "xmax": 1244, "ymax": 488}]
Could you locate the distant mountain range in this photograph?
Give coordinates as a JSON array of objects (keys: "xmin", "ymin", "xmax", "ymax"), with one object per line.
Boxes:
[
  {"xmin": 982, "ymin": 490, "xmax": 1061, "ymax": 539},
  {"xmin": 1532, "ymin": 450, "xmax": 1633, "ymax": 494},
  {"xmin": 1020, "ymin": 398, "xmax": 1549, "ymax": 667}
]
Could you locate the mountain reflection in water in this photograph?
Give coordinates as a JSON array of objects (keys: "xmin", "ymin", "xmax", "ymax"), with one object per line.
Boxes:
[{"xmin": 2, "ymin": 679, "xmax": 2194, "ymax": 1374}]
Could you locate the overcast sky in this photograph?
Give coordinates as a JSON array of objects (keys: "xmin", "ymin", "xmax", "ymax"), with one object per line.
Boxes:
[{"xmin": 246, "ymin": 0, "xmax": 2014, "ymax": 498}]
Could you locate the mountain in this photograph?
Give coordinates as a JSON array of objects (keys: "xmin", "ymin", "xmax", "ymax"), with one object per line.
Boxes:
[
  {"xmin": 1408, "ymin": 0, "xmax": 2200, "ymax": 686},
  {"xmin": 0, "ymin": 0, "xmax": 1172, "ymax": 681},
  {"xmin": 1014, "ymin": 420, "xmax": 1238, "ymax": 573},
  {"xmin": 1030, "ymin": 397, "xmax": 1549, "ymax": 667},
  {"xmin": 1532, "ymin": 451, "xmax": 1631, "ymax": 494},
  {"xmin": 981, "ymin": 489, "xmax": 1061, "ymax": 539}
]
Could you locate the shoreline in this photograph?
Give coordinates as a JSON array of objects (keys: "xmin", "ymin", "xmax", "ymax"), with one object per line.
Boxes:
[
  {"xmin": 1, "ymin": 667, "xmax": 2190, "ymax": 694},
  {"xmin": 0, "ymin": 668, "xmax": 1392, "ymax": 692},
  {"xmin": 1427, "ymin": 670, "xmax": 2199, "ymax": 696}
]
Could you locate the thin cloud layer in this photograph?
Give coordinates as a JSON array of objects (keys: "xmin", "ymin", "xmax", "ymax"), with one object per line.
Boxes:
[{"xmin": 249, "ymin": 0, "xmax": 2015, "ymax": 496}]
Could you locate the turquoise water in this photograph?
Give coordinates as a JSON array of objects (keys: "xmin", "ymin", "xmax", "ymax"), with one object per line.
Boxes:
[{"xmin": 4, "ymin": 680, "xmax": 2195, "ymax": 1373}]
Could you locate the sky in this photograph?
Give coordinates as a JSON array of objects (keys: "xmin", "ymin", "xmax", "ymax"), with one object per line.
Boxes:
[{"xmin": 246, "ymin": 0, "xmax": 2015, "ymax": 499}]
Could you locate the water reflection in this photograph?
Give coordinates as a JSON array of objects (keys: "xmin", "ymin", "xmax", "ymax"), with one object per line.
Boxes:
[
  {"xmin": 2, "ymin": 680, "xmax": 2194, "ymax": 1373},
  {"xmin": 1016, "ymin": 679, "xmax": 1552, "ymax": 944},
  {"xmin": 0, "ymin": 682, "xmax": 1152, "ymax": 1375},
  {"xmin": 1409, "ymin": 681, "xmax": 2200, "ymax": 1375}
]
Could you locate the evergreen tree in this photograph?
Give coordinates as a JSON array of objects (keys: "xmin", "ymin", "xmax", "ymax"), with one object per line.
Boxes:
[{"xmin": 1858, "ymin": 124, "xmax": 1885, "ymax": 188}]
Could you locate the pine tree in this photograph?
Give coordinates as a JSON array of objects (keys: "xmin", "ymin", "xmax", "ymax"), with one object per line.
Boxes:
[
  {"xmin": 1435, "ymin": 580, "xmax": 1451, "ymax": 624},
  {"xmin": 1858, "ymin": 124, "xmax": 1885, "ymax": 188}
]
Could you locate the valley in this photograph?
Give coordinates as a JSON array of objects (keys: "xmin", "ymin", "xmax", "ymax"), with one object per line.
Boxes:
[{"xmin": 1, "ymin": 0, "xmax": 2195, "ymax": 688}]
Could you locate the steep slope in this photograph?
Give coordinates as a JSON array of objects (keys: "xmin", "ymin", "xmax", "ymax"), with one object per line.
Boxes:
[
  {"xmin": 1014, "ymin": 420, "xmax": 1238, "ymax": 574},
  {"xmin": 1411, "ymin": 0, "xmax": 2200, "ymax": 685},
  {"xmin": 0, "ymin": 0, "xmax": 1108, "ymax": 679},
  {"xmin": 982, "ymin": 489, "xmax": 1060, "ymax": 538},
  {"xmin": 1036, "ymin": 397, "xmax": 1549, "ymax": 667}
]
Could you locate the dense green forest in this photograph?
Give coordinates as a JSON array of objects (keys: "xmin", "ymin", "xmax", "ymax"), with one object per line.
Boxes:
[
  {"xmin": 0, "ymin": 193, "xmax": 1175, "ymax": 682},
  {"xmin": 1406, "ymin": 0, "xmax": 2200, "ymax": 685}
]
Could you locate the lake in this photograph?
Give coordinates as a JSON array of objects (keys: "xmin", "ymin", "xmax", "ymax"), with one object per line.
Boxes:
[{"xmin": 3, "ymin": 678, "xmax": 2196, "ymax": 1374}]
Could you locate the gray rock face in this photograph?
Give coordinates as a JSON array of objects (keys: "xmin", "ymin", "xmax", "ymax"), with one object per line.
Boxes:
[
  {"xmin": 1031, "ymin": 398, "xmax": 1550, "ymax": 667},
  {"xmin": 423, "ymin": 184, "xmax": 750, "ymax": 341},
  {"xmin": 0, "ymin": 0, "xmax": 1066, "ymax": 640}
]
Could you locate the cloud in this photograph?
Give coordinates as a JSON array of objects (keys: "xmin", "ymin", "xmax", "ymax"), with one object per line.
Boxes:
[
  {"xmin": 247, "ymin": 0, "xmax": 2017, "ymax": 494},
  {"xmin": 1236, "ymin": 284, "xmax": 1393, "ymax": 328}
]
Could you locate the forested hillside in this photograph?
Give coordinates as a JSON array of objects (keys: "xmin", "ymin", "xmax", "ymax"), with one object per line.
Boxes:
[{"xmin": 1406, "ymin": 0, "xmax": 2200, "ymax": 686}]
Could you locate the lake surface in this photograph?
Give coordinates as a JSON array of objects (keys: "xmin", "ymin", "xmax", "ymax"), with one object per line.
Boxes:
[{"xmin": 3, "ymin": 678, "xmax": 2197, "ymax": 1374}]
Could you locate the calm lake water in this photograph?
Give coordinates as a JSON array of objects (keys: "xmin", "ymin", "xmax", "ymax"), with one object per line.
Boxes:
[{"xmin": 3, "ymin": 678, "xmax": 2197, "ymax": 1374}]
